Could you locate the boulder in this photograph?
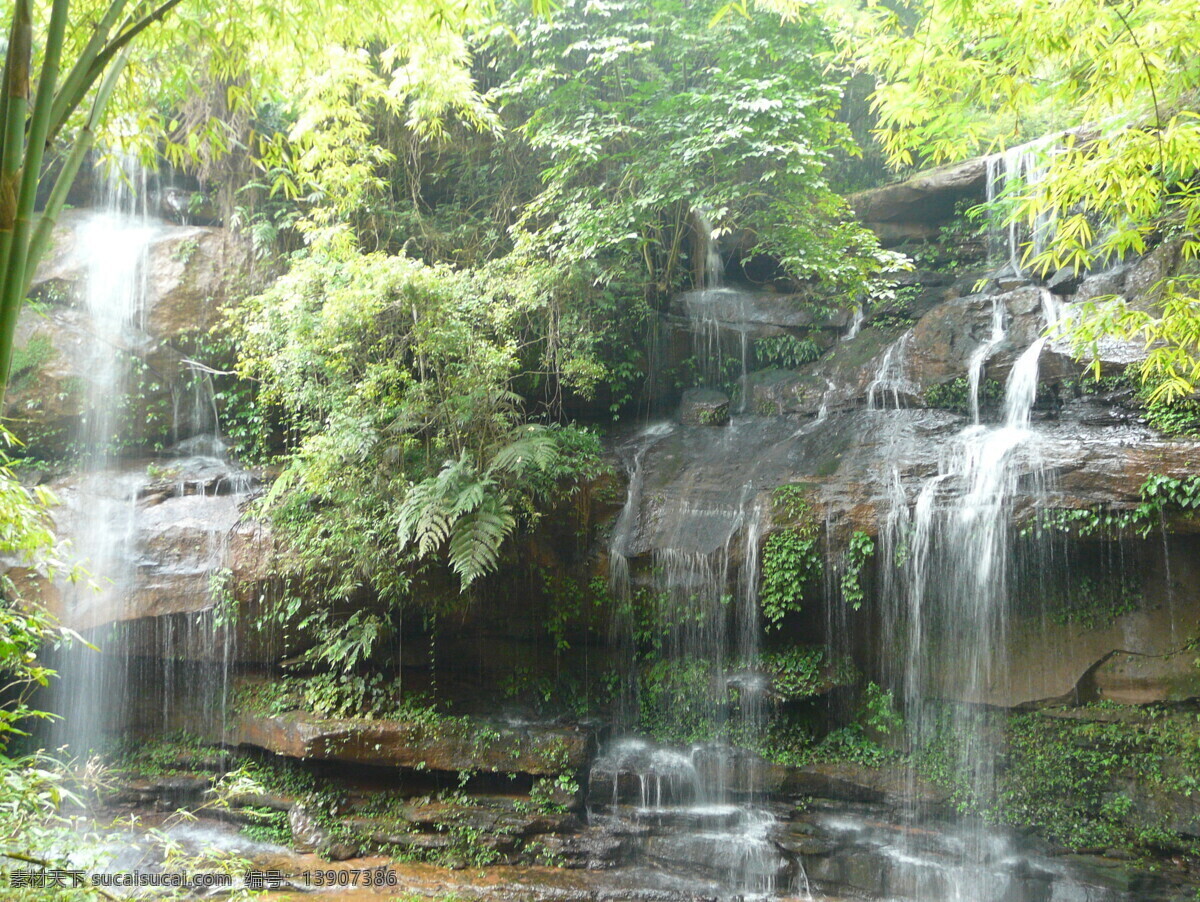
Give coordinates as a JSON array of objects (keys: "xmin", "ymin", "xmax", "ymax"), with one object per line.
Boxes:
[
  {"xmin": 680, "ymin": 388, "xmax": 730, "ymax": 426},
  {"xmin": 848, "ymin": 158, "xmax": 988, "ymax": 226},
  {"xmin": 289, "ymin": 804, "xmax": 359, "ymax": 860}
]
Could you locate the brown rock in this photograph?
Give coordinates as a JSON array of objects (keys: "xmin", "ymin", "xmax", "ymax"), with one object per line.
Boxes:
[
  {"xmin": 680, "ymin": 388, "xmax": 730, "ymax": 426},
  {"xmin": 220, "ymin": 710, "xmax": 592, "ymax": 775},
  {"xmin": 1083, "ymin": 649, "xmax": 1200, "ymax": 705},
  {"xmin": 848, "ymin": 158, "xmax": 988, "ymax": 225}
]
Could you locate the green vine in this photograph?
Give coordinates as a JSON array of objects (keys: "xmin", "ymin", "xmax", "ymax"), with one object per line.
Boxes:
[
  {"xmin": 761, "ymin": 485, "xmax": 821, "ymax": 630},
  {"xmin": 840, "ymin": 530, "xmax": 875, "ymax": 611},
  {"xmin": 1028, "ymin": 473, "xmax": 1200, "ymax": 539}
]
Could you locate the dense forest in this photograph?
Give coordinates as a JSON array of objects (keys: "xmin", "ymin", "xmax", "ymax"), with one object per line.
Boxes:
[{"xmin": 0, "ymin": 0, "xmax": 1199, "ymax": 899}]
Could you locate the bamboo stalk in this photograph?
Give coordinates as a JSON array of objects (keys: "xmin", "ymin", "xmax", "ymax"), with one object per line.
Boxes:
[
  {"xmin": 24, "ymin": 47, "xmax": 132, "ymax": 299},
  {"xmin": 0, "ymin": 0, "xmax": 33, "ymax": 285},
  {"xmin": 45, "ymin": 0, "xmax": 129, "ymax": 143},
  {"xmin": 67, "ymin": 0, "xmax": 187, "ymax": 121},
  {"xmin": 0, "ymin": 0, "xmax": 33, "ymax": 347},
  {"xmin": 0, "ymin": 0, "xmax": 67, "ymax": 397}
]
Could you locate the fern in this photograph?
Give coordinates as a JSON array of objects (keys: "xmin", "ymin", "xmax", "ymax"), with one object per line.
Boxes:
[
  {"xmin": 396, "ymin": 431, "xmax": 560, "ymax": 590},
  {"xmin": 447, "ymin": 499, "xmax": 516, "ymax": 588},
  {"xmin": 487, "ymin": 426, "xmax": 558, "ymax": 476}
]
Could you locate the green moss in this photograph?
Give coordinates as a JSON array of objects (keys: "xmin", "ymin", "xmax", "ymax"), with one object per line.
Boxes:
[{"xmin": 8, "ymin": 335, "xmax": 54, "ymax": 389}]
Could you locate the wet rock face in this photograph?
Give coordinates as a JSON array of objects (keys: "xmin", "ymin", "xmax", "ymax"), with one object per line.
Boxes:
[
  {"xmin": 3, "ymin": 210, "xmax": 253, "ymax": 456},
  {"xmin": 1083, "ymin": 649, "xmax": 1200, "ymax": 705},
  {"xmin": 631, "ymin": 248, "xmax": 1200, "ymax": 711},
  {"xmin": 795, "ymin": 810, "xmax": 1181, "ymax": 902},
  {"xmin": 5, "ymin": 456, "xmax": 257, "ymax": 639}
]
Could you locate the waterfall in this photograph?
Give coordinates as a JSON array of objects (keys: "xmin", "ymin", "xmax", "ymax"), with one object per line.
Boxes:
[
  {"xmin": 44, "ymin": 165, "xmax": 247, "ymax": 758},
  {"xmin": 683, "ymin": 207, "xmax": 754, "ymax": 409},
  {"xmin": 866, "ymin": 332, "xmax": 914, "ymax": 410},
  {"xmin": 843, "ymin": 302, "xmax": 865, "ymax": 342},
  {"xmin": 966, "ymin": 297, "xmax": 1006, "ymax": 423},
  {"xmin": 985, "ymin": 139, "xmax": 1056, "ymax": 275},
  {"xmin": 878, "ymin": 292, "xmax": 1059, "ymax": 897},
  {"xmin": 600, "ymin": 442, "xmax": 804, "ymax": 896},
  {"xmin": 49, "ymin": 168, "xmax": 161, "ymax": 754},
  {"xmin": 694, "ymin": 208, "xmax": 724, "ymax": 290}
]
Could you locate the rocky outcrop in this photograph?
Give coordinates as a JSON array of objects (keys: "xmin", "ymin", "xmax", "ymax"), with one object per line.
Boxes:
[
  {"xmin": 849, "ymin": 158, "xmax": 989, "ymax": 222},
  {"xmin": 679, "ymin": 388, "xmax": 730, "ymax": 426},
  {"xmin": 220, "ymin": 709, "xmax": 593, "ymax": 777},
  {"xmin": 6, "ymin": 456, "xmax": 258, "ymax": 639},
  {"xmin": 848, "ymin": 158, "xmax": 988, "ymax": 243},
  {"xmin": 1081, "ymin": 648, "xmax": 1200, "ymax": 705}
]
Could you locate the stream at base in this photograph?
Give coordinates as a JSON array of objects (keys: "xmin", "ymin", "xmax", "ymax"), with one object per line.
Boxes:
[{"xmin": 78, "ymin": 801, "xmax": 1188, "ymax": 901}]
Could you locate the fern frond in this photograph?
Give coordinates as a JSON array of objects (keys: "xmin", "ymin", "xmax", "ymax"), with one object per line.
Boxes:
[
  {"xmin": 451, "ymin": 478, "xmax": 488, "ymax": 516},
  {"xmin": 448, "ymin": 499, "xmax": 515, "ymax": 589},
  {"xmin": 488, "ymin": 427, "xmax": 559, "ymax": 476}
]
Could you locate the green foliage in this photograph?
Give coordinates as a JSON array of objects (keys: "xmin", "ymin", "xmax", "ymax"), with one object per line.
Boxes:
[
  {"xmin": 1132, "ymin": 367, "xmax": 1200, "ymax": 436},
  {"xmin": 910, "ymin": 703, "xmax": 1200, "ymax": 855},
  {"xmin": 237, "ymin": 246, "xmax": 607, "ymax": 639},
  {"xmin": 760, "ymin": 647, "xmax": 854, "ymax": 700},
  {"xmin": 637, "ymin": 657, "xmax": 722, "ymax": 744},
  {"xmin": 825, "ymin": 0, "xmax": 1200, "ymax": 396},
  {"xmin": 923, "ymin": 377, "xmax": 1003, "ymax": 414},
  {"xmin": 176, "ymin": 328, "xmax": 274, "ymax": 465},
  {"xmin": 1066, "ymin": 276, "xmax": 1200, "ymax": 408},
  {"xmin": 6, "ymin": 335, "xmax": 53, "ymax": 390},
  {"xmin": 1030, "ymin": 473, "xmax": 1200, "ymax": 540},
  {"xmin": 0, "ymin": 435, "xmax": 80, "ymax": 745},
  {"xmin": 859, "ymin": 681, "xmax": 902, "ymax": 735},
  {"xmin": 233, "ymin": 674, "xmax": 459, "ymax": 726},
  {"xmin": 760, "ymin": 485, "xmax": 821, "ymax": 629},
  {"xmin": 494, "ymin": 0, "xmax": 901, "ymax": 299},
  {"xmin": 754, "ymin": 334, "xmax": 821, "ymax": 370},
  {"xmin": 996, "ymin": 708, "xmax": 1200, "ymax": 854},
  {"xmin": 839, "ymin": 530, "xmax": 874, "ymax": 611},
  {"xmin": 529, "ymin": 774, "xmax": 578, "ymax": 814},
  {"xmin": 1047, "ymin": 573, "xmax": 1140, "ymax": 630},
  {"xmin": 812, "ymin": 726, "xmax": 897, "ymax": 767}
]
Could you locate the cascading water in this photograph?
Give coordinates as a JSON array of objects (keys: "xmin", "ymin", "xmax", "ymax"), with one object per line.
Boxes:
[
  {"xmin": 843, "ymin": 302, "xmax": 865, "ymax": 342},
  {"xmin": 597, "ymin": 422, "xmax": 804, "ymax": 898},
  {"xmin": 683, "ymin": 208, "xmax": 751, "ymax": 406},
  {"xmin": 985, "ymin": 139, "xmax": 1056, "ymax": 275},
  {"xmin": 867, "ymin": 332, "xmax": 915, "ymax": 410},
  {"xmin": 43, "ymin": 168, "xmax": 250, "ymax": 759},
  {"xmin": 695, "ymin": 208, "xmax": 724, "ymax": 292},
  {"xmin": 877, "ymin": 290, "xmax": 1060, "ymax": 898},
  {"xmin": 966, "ymin": 297, "xmax": 1006, "ymax": 424},
  {"xmin": 48, "ymin": 170, "xmax": 161, "ymax": 754}
]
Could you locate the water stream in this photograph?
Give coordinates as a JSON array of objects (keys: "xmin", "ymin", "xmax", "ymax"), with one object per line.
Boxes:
[
  {"xmin": 985, "ymin": 140, "xmax": 1056, "ymax": 275},
  {"xmin": 876, "ymin": 290, "xmax": 1060, "ymax": 899},
  {"xmin": 43, "ymin": 171, "xmax": 250, "ymax": 759},
  {"xmin": 683, "ymin": 208, "xmax": 752, "ymax": 407}
]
